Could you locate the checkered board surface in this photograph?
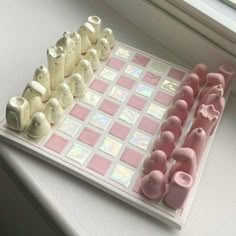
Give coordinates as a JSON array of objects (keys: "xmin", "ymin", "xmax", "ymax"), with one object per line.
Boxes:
[{"xmin": 0, "ymin": 41, "xmax": 227, "ymax": 228}]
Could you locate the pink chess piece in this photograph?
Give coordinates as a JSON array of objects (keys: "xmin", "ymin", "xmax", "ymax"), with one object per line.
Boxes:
[
  {"xmin": 180, "ymin": 73, "xmax": 200, "ymax": 97},
  {"xmin": 143, "ymin": 150, "xmax": 167, "ymax": 174},
  {"xmin": 173, "ymin": 85, "xmax": 194, "ymax": 109},
  {"xmin": 191, "ymin": 64, "xmax": 207, "ymax": 86},
  {"xmin": 140, "ymin": 170, "xmax": 166, "ymax": 200},
  {"xmin": 168, "ymin": 147, "xmax": 197, "ymax": 182},
  {"xmin": 166, "ymin": 100, "xmax": 188, "ymax": 125},
  {"xmin": 164, "ymin": 171, "xmax": 193, "ymax": 209},
  {"xmin": 217, "ymin": 64, "xmax": 235, "ymax": 90},
  {"xmin": 200, "ymin": 84, "xmax": 224, "ymax": 103},
  {"xmin": 153, "ymin": 131, "xmax": 175, "ymax": 160},
  {"xmin": 160, "ymin": 116, "xmax": 182, "ymax": 141},
  {"xmin": 183, "ymin": 128, "xmax": 207, "ymax": 165}
]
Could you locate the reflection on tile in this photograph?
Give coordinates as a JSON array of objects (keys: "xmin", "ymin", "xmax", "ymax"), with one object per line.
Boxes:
[
  {"xmin": 115, "ymin": 47, "xmax": 132, "ymax": 60},
  {"xmin": 109, "ymin": 87, "xmax": 128, "ymax": 102},
  {"xmin": 89, "ymin": 113, "xmax": 111, "ymax": 130},
  {"xmin": 130, "ymin": 131, "xmax": 151, "ymax": 151},
  {"xmin": 58, "ymin": 118, "xmax": 81, "ymax": 137},
  {"xmin": 99, "ymin": 137, "xmax": 122, "ymax": 157},
  {"xmin": 161, "ymin": 79, "xmax": 179, "ymax": 94},
  {"xmin": 150, "ymin": 60, "xmax": 169, "ymax": 74},
  {"xmin": 132, "ymin": 53, "xmax": 150, "ymax": 67},
  {"xmin": 100, "ymin": 68, "xmax": 118, "ymax": 81},
  {"xmin": 135, "ymin": 83, "xmax": 154, "ymax": 97},
  {"xmin": 81, "ymin": 91, "xmax": 101, "ymax": 106},
  {"xmin": 125, "ymin": 64, "xmax": 142, "ymax": 78},
  {"xmin": 147, "ymin": 103, "xmax": 166, "ymax": 120},
  {"xmin": 110, "ymin": 164, "xmax": 134, "ymax": 187},
  {"xmin": 67, "ymin": 143, "xmax": 91, "ymax": 165},
  {"xmin": 119, "ymin": 108, "xmax": 140, "ymax": 125}
]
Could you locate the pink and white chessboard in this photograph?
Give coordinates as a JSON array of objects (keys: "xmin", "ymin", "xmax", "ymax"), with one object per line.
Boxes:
[{"xmin": 0, "ymin": 41, "xmax": 229, "ymax": 229}]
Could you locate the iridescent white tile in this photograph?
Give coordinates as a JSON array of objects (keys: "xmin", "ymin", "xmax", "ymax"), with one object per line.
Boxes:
[
  {"xmin": 99, "ymin": 137, "xmax": 122, "ymax": 157},
  {"xmin": 130, "ymin": 131, "xmax": 151, "ymax": 151},
  {"xmin": 100, "ymin": 68, "xmax": 118, "ymax": 81},
  {"xmin": 135, "ymin": 83, "xmax": 154, "ymax": 97},
  {"xmin": 161, "ymin": 79, "xmax": 179, "ymax": 94},
  {"xmin": 150, "ymin": 60, "xmax": 169, "ymax": 74},
  {"xmin": 89, "ymin": 113, "xmax": 111, "ymax": 130},
  {"xmin": 125, "ymin": 65, "xmax": 142, "ymax": 78},
  {"xmin": 80, "ymin": 91, "xmax": 101, "ymax": 107},
  {"xmin": 119, "ymin": 108, "xmax": 140, "ymax": 125},
  {"xmin": 109, "ymin": 87, "xmax": 128, "ymax": 102},
  {"xmin": 67, "ymin": 143, "xmax": 91, "ymax": 165},
  {"xmin": 147, "ymin": 103, "xmax": 166, "ymax": 120},
  {"xmin": 110, "ymin": 164, "xmax": 134, "ymax": 187},
  {"xmin": 115, "ymin": 47, "xmax": 132, "ymax": 60},
  {"xmin": 58, "ymin": 118, "xmax": 81, "ymax": 137}
]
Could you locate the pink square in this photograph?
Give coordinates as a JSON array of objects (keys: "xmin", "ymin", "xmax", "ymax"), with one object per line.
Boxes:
[
  {"xmin": 99, "ymin": 99, "xmax": 120, "ymax": 116},
  {"xmin": 127, "ymin": 94, "xmax": 147, "ymax": 111},
  {"xmin": 142, "ymin": 71, "xmax": 161, "ymax": 85},
  {"xmin": 138, "ymin": 116, "xmax": 160, "ymax": 135},
  {"xmin": 132, "ymin": 53, "xmax": 150, "ymax": 67},
  {"xmin": 154, "ymin": 91, "xmax": 173, "ymax": 106},
  {"xmin": 167, "ymin": 68, "xmax": 186, "ymax": 81},
  {"xmin": 45, "ymin": 134, "xmax": 69, "ymax": 153},
  {"xmin": 87, "ymin": 154, "xmax": 111, "ymax": 175},
  {"xmin": 109, "ymin": 122, "xmax": 130, "ymax": 140},
  {"xmin": 106, "ymin": 57, "xmax": 125, "ymax": 70},
  {"xmin": 78, "ymin": 127, "xmax": 101, "ymax": 146},
  {"xmin": 70, "ymin": 104, "xmax": 90, "ymax": 121},
  {"xmin": 117, "ymin": 75, "xmax": 135, "ymax": 89},
  {"xmin": 89, "ymin": 79, "xmax": 109, "ymax": 93},
  {"xmin": 120, "ymin": 147, "xmax": 143, "ymax": 168}
]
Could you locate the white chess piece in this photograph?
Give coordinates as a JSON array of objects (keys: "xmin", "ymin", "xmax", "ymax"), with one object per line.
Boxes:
[
  {"xmin": 88, "ymin": 16, "xmax": 101, "ymax": 43},
  {"xmin": 85, "ymin": 48, "xmax": 100, "ymax": 71},
  {"xmin": 6, "ymin": 96, "xmax": 30, "ymax": 132},
  {"xmin": 33, "ymin": 65, "xmax": 51, "ymax": 102},
  {"xmin": 47, "ymin": 46, "xmax": 66, "ymax": 90},
  {"xmin": 56, "ymin": 31, "xmax": 76, "ymax": 77},
  {"xmin": 77, "ymin": 59, "xmax": 93, "ymax": 82},
  {"xmin": 43, "ymin": 98, "xmax": 64, "ymax": 124},
  {"xmin": 53, "ymin": 83, "xmax": 73, "ymax": 109},
  {"xmin": 96, "ymin": 38, "xmax": 111, "ymax": 61},
  {"xmin": 68, "ymin": 73, "xmax": 87, "ymax": 98},
  {"xmin": 78, "ymin": 22, "xmax": 95, "ymax": 54},
  {"xmin": 22, "ymin": 81, "xmax": 46, "ymax": 116},
  {"xmin": 70, "ymin": 32, "xmax": 81, "ymax": 66},
  {"xmin": 101, "ymin": 28, "xmax": 115, "ymax": 48},
  {"xmin": 27, "ymin": 112, "xmax": 51, "ymax": 139}
]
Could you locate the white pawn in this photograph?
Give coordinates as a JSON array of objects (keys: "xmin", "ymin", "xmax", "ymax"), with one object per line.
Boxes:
[
  {"xmin": 78, "ymin": 22, "xmax": 95, "ymax": 54},
  {"xmin": 43, "ymin": 98, "xmax": 64, "ymax": 124},
  {"xmin": 22, "ymin": 81, "xmax": 46, "ymax": 116},
  {"xmin": 88, "ymin": 16, "xmax": 101, "ymax": 43},
  {"xmin": 33, "ymin": 65, "xmax": 51, "ymax": 102},
  {"xmin": 85, "ymin": 48, "xmax": 100, "ymax": 71},
  {"xmin": 54, "ymin": 83, "xmax": 73, "ymax": 109},
  {"xmin": 77, "ymin": 59, "xmax": 93, "ymax": 82},
  {"xmin": 101, "ymin": 28, "xmax": 115, "ymax": 48},
  {"xmin": 96, "ymin": 38, "xmax": 111, "ymax": 61},
  {"xmin": 70, "ymin": 32, "xmax": 81, "ymax": 66},
  {"xmin": 68, "ymin": 73, "xmax": 87, "ymax": 98},
  {"xmin": 27, "ymin": 112, "xmax": 51, "ymax": 139}
]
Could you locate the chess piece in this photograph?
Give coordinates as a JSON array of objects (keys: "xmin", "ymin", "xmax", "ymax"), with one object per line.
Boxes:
[
  {"xmin": 6, "ymin": 96, "xmax": 30, "ymax": 132},
  {"xmin": 33, "ymin": 65, "xmax": 51, "ymax": 102},
  {"xmin": 164, "ymin": 171, "xmax": 193, "ymax": 209},
  {"xmin": 53, "ymin": 83, "xmax": 73, "ymax": 109},
  {"xmin": 101, "ymin": 28, "xmax": 115, "ymax": 48},
  {"xmin": 199, "ymin": 84, "xmax": 224, "ymax": 103},
  {"xmin": 27, "ymin": 112, "xmax": 51, "ymax": 139},
  {"xmin": 88, "ymin": 16, "xmax": 101, "ymax": 43},
  {"xmin": 160, "ymin": 116, "xmax": 182, "ymax": 141},
  {"xmin": 68, "ymin": 73, "xmax": 87, "ymax": 98},
  {"xmin": 179, "ymin": 73, "xmax": 199, "ymax": 97},
  {"xmin": 78, "ymin": 22, "xmax": 95, "ymax": 54},
  {"xmin": 183, "ymin": 128, "xmax": 207, "ymax": 164},
  {"xmin": 140, "ymin": 170, "xmax": 166, "ymax": 200},
  {"xmin": 43, "ymin": 98, "xmax": 64, "ymax": 124},
  {"xmin": 47, "ymin": 46, "xmax": 66, "ymax": 90},
  {"xmin": 77, "ymin": 59, "xmax": 93, "ymax": 82},
  {"xmin": 173, "ymin": 85, "xmax": 194, "ymax": 109},
  {"xmin": 96, "ymin": 38, "xmax": 111, "ymax": 61},
  {"xmin": 56, "ymin": 31, "xmax": 76, "ymax": 77},
  {"xmin": 70, "ymin": 32, "xmax": 81, "ymax": 66},
  {"xmin": 153, "ymin": 131, "xmax": 175, "ymax": 160},
  {"xmin": 22, "ymin": 81, "xmax": 46, "ymax": 116},
  {"xmin": 85, "ymin": 48, "xmax": 100, "ymax": 71},
  {"xmin": 191, "ymin": 63, "xmax": 207, "ymax": 86},
  {"xmin": 217, "ymin": 64, "xmax": 235, "ymax": 90},
  {"xmin": 143, "ymin": 150, "xmax": 167, "ymax": 174}
]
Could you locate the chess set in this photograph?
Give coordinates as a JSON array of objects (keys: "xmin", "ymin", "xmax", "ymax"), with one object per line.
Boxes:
[{"xmin": 0, "ymin": 16, "xmax": 234, "ymax": 229}]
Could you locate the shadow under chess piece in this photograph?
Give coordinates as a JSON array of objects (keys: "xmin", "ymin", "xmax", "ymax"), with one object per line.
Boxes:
[
  {"xmin": 77, "ymin": 59, "xmax": 93, "ymax": 83},
  {"xmin": 96, "ymin": 38, "xmax": 111, "ymax": 61},
  {"xmin": 68, "ymin": 73, "xmax": 87, "ymax": 98},
  {"xmin": 179, "ymin": 73, "xmax": 200, "ymax": 97},
  {"xmin": 191, "ymin": 63, "xmax": 208, "ymax": 86},
  {"xmin": 85, "ymin": 48, "xmax": 100, "ymax": 71},
  {"xmin": 88, "ymin": 15, "xmax": 101, "ymax": 43},
  {"xmin": 70, "ymin": 32, "xmax": 81, "ymax": 66},
  {"xmin": 101, "ymin": 28, "xmax": 115, "ymax": 48}
]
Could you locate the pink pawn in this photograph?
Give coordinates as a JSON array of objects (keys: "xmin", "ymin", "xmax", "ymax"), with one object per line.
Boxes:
[
  {"xmin": 180, "ymin": 73, "xmax": 200, "ymax": 97},
  {"xmin": 143, "ymin": 150, "xmax": 167, "ymax": 174},
  {"xmin": 183, "ymin": 128, "xmax": 207, "ymax": 165},
  {"xmin": 173, "ymin": 85, "xmax": 194, "ymax": 109},
  {"xmin": 140, "ymin": 170, "xmax": 166, "ymax": 200},
  {"xmin": 191, "ymin": 64, "xmax": 207, "ymax": 86},
  {"xmin": 200, "ymin": 84, "xmax": 224, "ymax": 103},
  {"xmin": 164, "ymin": 171, "xmax": 193, "ymax": 209},
  {"xmin": 217, "ymin": 64, "xmax": 235, "ymax": 90},
  {"xmin": 166, "ymin": 100, "xmax": 188, "ymax": 125},
  {"xmin": 160, "ymin": 116, "xmax": 182, "ymax": 141},
  {"xmin": 153, "ymin": 131, "xmax": 175, "ymax": 160}
]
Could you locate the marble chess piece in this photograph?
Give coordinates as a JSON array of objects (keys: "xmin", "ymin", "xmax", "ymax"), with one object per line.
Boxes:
[
  {"xmin": 88, "ymin": 15, "xmax": 101, "ymax": 43},
  {"xmin": 77, "ymin": 59, "xmax": 93, "ymax": 82},
  {"xmin": 70, "ymin": 32, "xmax": 81, "ymax": 66},
  {"xmin": 96, "ymin": 38, "xmax": 111, "ymax": 61},
  {"xmin": 68, "ymin": 73, "xmax": 87, "ymax": 98},
  {"xmin": 85, "ymin": 48, "xmax": 100, "ymax": 71},
  {"xmin": 101, "ymin": 28, "xmax": 115, "ymax": 48}
]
